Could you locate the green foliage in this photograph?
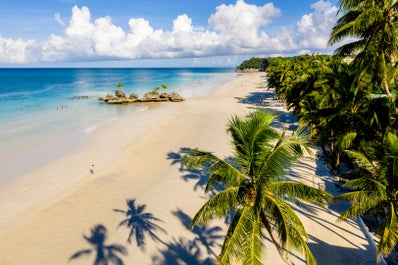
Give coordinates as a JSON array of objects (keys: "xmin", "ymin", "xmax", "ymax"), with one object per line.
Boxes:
[
  {"xmin": 265, "ymin": 53, "xmax": 398, "ymax": 172},
  {"xmin": 329, "ymin": 0, "xmax": 398, "ymax": 95},
  {"xmin": 259, "ymin": 0, "xmax": 398, "ymax": 257},
  {"xmin": 236, "ymin": 57, "xmax": 269, "ymax": 71},
  {"xmin": 183, "ymin": 110, "xmax": 330, "ymax": 265},
  {"xmin": 152, "ymin": 86, "xmax": 160, "ymax": 94},
  {"xmin": 161, "ymin": 83, "xmax": 168, "ymax": 93},
  {"xmin": 335, "ymin": 133, "xmax": 398, "ymax": 257}
]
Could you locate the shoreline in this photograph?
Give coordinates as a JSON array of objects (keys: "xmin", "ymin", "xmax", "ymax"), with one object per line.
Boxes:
[
  {"xmin": 0, "ymin": 68, "xmax": 237, "ymax": 187},
  {"xmin": 0, "ymin": 72, "xmax": 376, "ymax": 265}
]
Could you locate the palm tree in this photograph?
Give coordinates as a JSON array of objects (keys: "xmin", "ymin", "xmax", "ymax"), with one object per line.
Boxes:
[
  {"xmin": 183, "ymin": 110, "xmax": 330, "ymax": 265},
  {"xmin": 328, "ymin": 0, "xmax": 398, "ymax": 96},
  {"xmin": 161, "ymin": 83, "xmax": 168, "ymax": 94},
  {"xmin": 114, "ymin": 199, "xmax": 166, "ymax": 248},
  {"xmin": 335, "ymin": 132, "xmax": 398, "ymax": 260},
  {"xmin": 70, "ymin": 224, "xmax": 127, "ymax": 265}
]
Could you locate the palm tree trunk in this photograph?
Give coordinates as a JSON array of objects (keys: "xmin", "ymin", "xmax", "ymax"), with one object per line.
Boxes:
[
  {"xmin": 382, "ymin": 53, "xmax": 392, "ymax": 96},
  {"xmin": 260, "ymin": 211, "xmax": 289, "ymax": 264},
  {"xmin": 383, "ymin": 76, "xmax": 391, "ymax": 96}
]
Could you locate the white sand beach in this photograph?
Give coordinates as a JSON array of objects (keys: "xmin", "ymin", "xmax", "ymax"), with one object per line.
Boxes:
[{"xmin": 0, "ymin": 72, "xmax": 377, "ymax": 265}]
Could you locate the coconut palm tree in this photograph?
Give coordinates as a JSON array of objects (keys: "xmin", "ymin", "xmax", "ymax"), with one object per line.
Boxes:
[
  {"xmin": 328, "ymin": 0, "xmax": 398, "ymax": 96},
  {"xmin": 161, "ymin": 83, "xmax": 168, "ymax": 93},
  {"xmin": 183, "ymin": 110, "xmax": 330, "ymax": 265},
  {"xmin": 114, "ymin": 199, "xmax": 166, "ymax": 248},
  {"xmin": 336, "ymin": 132, "xmax": 398, "ymax": 260},
  {"xmin": 70, "ymin": 224, "xmax": 127, "ymax": 265}
]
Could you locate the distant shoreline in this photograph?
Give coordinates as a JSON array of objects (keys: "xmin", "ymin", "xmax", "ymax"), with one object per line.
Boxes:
[{"xmin": 0, "ymin": 68, "xmax": 236, "ymax": 186}]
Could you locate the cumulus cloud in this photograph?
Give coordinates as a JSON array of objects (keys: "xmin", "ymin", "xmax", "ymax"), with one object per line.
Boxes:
[
  {"xmin": 0, "ymin": 35, "xmax": 37, "ymax": 63},
  {"xmin": 208, "ymin": 0, "xmax": 280, "ymax": 49},
  {"xmin": 0, "ymin": 0, "xmax": 339, "ymax": 64},
  {"xmin": 296, "ymin": 0, "xmax": 338, "ymax": 50}
]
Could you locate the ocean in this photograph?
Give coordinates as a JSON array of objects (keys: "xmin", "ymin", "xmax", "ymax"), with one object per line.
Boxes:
[{"xmin": 0, "ymin": 68, "xmax": 236, "ymax": 184}]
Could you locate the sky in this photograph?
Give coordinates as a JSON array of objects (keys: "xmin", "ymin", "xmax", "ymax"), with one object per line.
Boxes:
[{"xmin": 0, "ymin": 0, "xmax": 342, "ymax": 67}]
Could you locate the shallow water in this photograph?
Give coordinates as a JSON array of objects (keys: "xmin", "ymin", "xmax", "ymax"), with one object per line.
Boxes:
[{"xmin": 0, "ymin": 68, "xmax": 236, "ymax": 184}]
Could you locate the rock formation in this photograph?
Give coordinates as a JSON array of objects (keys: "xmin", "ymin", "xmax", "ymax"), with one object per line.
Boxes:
[{"xmin": 98, "ymin": 90, "xmax": 184, "ymax": 104}]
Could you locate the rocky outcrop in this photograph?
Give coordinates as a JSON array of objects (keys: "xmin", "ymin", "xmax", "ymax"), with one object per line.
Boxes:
[
  {"xmin": 129, "ymin": 93, "xmax": 139, "ymax": 100},
  {"xmin": 115, "ymin": 89, "xmax": 126, "ymax": 98},
  {"xmin": 98, "ymin": 90, "xmax": 184, "ymax": 104},
  {"xmin": 169, "ymin": 92, "xmax": 184, "ymax": 102}
]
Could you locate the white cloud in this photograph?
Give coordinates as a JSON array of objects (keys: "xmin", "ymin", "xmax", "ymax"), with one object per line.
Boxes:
[
  {"xmin": 0, "ymin": 35, "xmax": 36, "ymax": 63},
  {"xmin": 54, "ymin": 13, "xmax": 65, "ymax": 27},
  {"xmin": 296, "ymin": 0, "xmax": 338, "ymax": 50},
  {"xmin": 208, "ymin": 0, "xmax": 280, "ymax": 48},
  {"xmin": 0, "ymin": 0, "xmax": 340, "ymax": 64},
  {"xmin": 173, "ymin": 14, "xmax": 193, "ymax": 32}
]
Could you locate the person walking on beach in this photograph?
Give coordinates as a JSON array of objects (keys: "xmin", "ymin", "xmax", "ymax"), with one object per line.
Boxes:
[{"xmin": 90, "ymin": 164, "xmax": 94, "ymax": 174}]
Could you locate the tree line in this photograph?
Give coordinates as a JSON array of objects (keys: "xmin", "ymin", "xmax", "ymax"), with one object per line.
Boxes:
[{"xmin": 185, "ymin": 0, "xmax": 398, "ymax": 264}]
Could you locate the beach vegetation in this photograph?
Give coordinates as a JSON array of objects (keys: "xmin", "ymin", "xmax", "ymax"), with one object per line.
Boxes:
[
  {"xmin": 152, "ymin": 86, "xmax": 160, "ymax": 94},
  {"xmin": 328, "ymin": 0, "xmax": 398, "ymax": 96},
  {"xmin": 69, "ymin": 224, "xmax": 127, "ymax": 265},
  {"xmin": 183, "ymin": 110, "xmax": 330, "ymax": 265},
  {"xmin": 335, "ymin": 133, "xmax": 398, "ymax": 259},
  {"xmin": 236, "ymin": 57, "xmax": 269, "ymax": 72},
  {"xmin": 161, "ymin": 83, "xmax": 168, "ymax": 93},
  {"xmin": 266, "ymin": 52, "xmax": 398, "ymax": 261}
]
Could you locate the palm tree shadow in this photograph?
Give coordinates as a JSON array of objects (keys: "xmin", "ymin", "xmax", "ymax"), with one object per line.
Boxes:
[
  {"xmin": 167, "ymin": 147, "xmax": 225, "ymax": 193},
  {"xmin": 151, "ymin": 209, "xmax": 222, "ymax": 265},
  {"xmin": 167, "ymin": 147, "xmax": 192, "ymax": 171},
  {"xmin": 69, "ymin": 224, "xmax": 127, "ymax": 265},
  {"xmin": 172, "ymin": 208, "xmax": 223, "ymax": 257},
  {"xmin": 235, "ymin": 89, "xmax": 299, "ymax": 131},
  {"xmin": 114, "ymin": 199, "xmax": 166, "ymax": 251},
  {"xmin": 152, "ymin": 237, "xmax": 214, "ymax": 265},
  {"xmin": 235, "ymin": 90, "xmax": 273, "ymax": 107},
  {"xmin": 308, "ymin": 234, "xmax": 376, "ymax": 265}
]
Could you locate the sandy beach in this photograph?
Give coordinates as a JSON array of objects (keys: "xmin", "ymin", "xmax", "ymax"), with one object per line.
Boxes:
[{"xmin": 0, "ymin": 72, "xmax": 377, "ymax": 265}]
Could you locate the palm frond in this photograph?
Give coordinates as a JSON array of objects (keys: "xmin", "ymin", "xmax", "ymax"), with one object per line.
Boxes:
[
  {"xmin": 378, "ymin": 203, "xmax": 398, "ymax": 257},
  {"xmin": 262, "ymin": 193, "xmax": 315, "ymax": 265},
  {"xmin": 271, "ymin": 181, "xmax": 331, "ymax": 205},
  {"xmin": 335, "ymin": 190, "xmax": 383, "ymax": 220},
  {"xmin": 227, "ymin": 111, "xmax": 280, "ymax": 177},
  {"xmin": 219, "ymin": 206, "xmax": 264, "ymax": 265},
  {"xmin": 343, "ymin": 177, "xmax": 387, "ymax": 197},
  {"xmin": 183, "ymin": 149, "xmax": 245, "ymax": 189},
  {"xmin": 345, "ymin": 150, "xmax": 378, "ymax": 175},
  {"xmin": 336, "ymin": 131, "xmax": 357, "ymax": 150},
  {"xmin": 190, "ymin": 187, "xmax": 239, "ymax": 227},
  {"xmin": 260, "ymin": 136, "xmax": 309, "ymax": 181}
]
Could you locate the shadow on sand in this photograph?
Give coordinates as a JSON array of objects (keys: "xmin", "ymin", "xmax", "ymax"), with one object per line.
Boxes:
[
  {"xmin": 167, "ymin": 147, "xmax": 226, "ymax": 195},
  {"xmin": 69, "ymin": 224, "xmax": 127, "ymax": 265},
  {"xmin": 114, "ymin": 199, "xmax": 166, "ymax": 250},
  {"xmin": 308, "ymin": 234, "xmax": 376, "ymax": 265},
  {"xmin": 235, "ymin": 89, "xmax": 299, "ymax": 131},
  {"xmin": 152, "ymin": 208, "xmax": 223, "ymax": 265}
]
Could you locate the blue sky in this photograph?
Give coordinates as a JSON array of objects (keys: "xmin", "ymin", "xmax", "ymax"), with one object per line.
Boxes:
[{"xmin": 0, "ymin": 0, "xmax": 341, "ymax": 67}]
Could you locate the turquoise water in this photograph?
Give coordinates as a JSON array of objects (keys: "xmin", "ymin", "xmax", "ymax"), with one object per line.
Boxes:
[{"xmin": 0, "ymin": 68, "xmax": 236, "ymax": 183}]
